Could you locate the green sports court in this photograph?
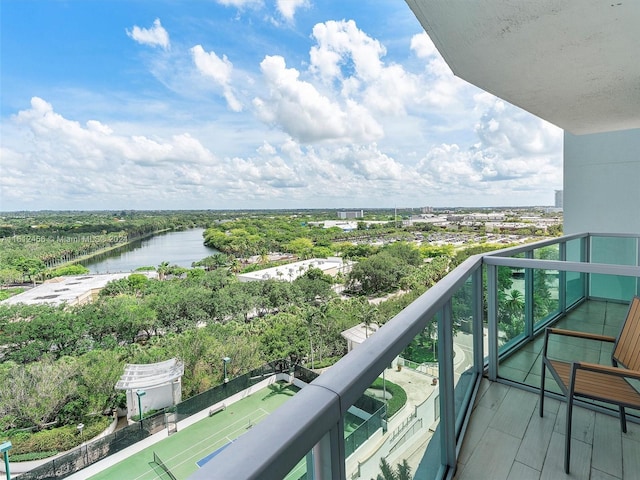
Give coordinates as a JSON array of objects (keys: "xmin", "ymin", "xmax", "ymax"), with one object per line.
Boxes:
[{"xmin": 89, "ymin": 383, "xmax": 299, "ymax": 480}]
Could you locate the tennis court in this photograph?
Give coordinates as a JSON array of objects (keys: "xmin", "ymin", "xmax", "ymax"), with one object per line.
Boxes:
[{"xmin": 89, "ymin": 382, "xmax": 298, "ymax": 480}]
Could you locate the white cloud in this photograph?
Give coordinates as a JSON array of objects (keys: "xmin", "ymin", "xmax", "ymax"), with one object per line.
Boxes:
[
  {"xmin": 2, "ymin": 11, "xmax": 564, "ymax": 210},
  {"xmin": 254, "ymin": 55, "xmax": 383, "ymax": 143},
  {"xmin": 126, "ymin": 18, "xmax": 170, "ymax": 50},
  {"xmin": 306, "ymin": 20, "xmax": 466, "ymax": 118},
  {"xmin": 310, "ymin": 20, "xmax": 385, "ymax": 82},
  {"xmin": 216, "ymin": 0, "xmax": 262, "ymax": 7},
  {"xmin": 191, "ymin": 45, "xmax": 243, "ymax": 112},
  {"xmin": 413, "ymin": 98, "xmax": 563, "ymax": 201},
  {"xmin": 2, "ymin": 97, "xmax": 222, "ymax": 207},
  {"xmin": 276, "ymin": 0, "xmax": 308, "ymax": 21},
  {"xmin": 410, "ymin": 32, "xmax": 438, "ymax": 59}
]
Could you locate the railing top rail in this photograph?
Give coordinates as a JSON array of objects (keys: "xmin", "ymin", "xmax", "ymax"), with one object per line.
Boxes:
[
  {"xmin": 587, "ymin": 232, "xmax": 640, "ymax": 239},
  {"xmin": 487, "ymin": 232, "xmax": 640, "ymax": 258},
  {"xmin": 485, "ymin": 233, "xmax": 586, "ymax": 257},
  {"xmin": 483, "ymin": 257, "xmax": 640, "ymax": 277}
]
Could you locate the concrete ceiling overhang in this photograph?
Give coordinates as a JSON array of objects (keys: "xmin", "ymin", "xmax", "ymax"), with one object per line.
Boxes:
[{"xmin": 405, "ymin": 0, "xmax": 640, "ymax": 135}]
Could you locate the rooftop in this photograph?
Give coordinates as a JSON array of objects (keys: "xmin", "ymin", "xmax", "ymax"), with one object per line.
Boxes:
[
  {"xmin": 237, "ymin": 257, "xmax": 348, "ymax": 282},
  {"xmin": 1, "ymin": 272, "xmax": 155, "ymax": 306}
]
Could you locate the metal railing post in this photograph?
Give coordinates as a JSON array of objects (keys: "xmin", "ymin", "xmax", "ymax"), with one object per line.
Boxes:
[
  {"xmin": 559, "ymin": 241, "xmax": 567, "ymax": 313},
  {"xmin": 525, "ymin": 250, "xmax": 534, "ymax": 338},
  {"xmin": 472, "ymin": 266, "xmax": 484, "ymax": 373},
  {"xmin": 486, "ymin": 264, "xmax": 499, "ymax": 381},
  {"xmin": 438, "ymin": 301, "xmax": 456, "ymax": 470}
]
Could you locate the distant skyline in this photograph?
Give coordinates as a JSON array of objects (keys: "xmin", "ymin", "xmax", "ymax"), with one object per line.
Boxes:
[{"xmin": 0, "ymin": 0, "xmax": 563, "ymax": 212}]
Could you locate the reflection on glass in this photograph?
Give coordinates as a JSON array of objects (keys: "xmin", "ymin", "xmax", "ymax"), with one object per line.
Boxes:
[
  {"xmin": 590, "ymin": 236, "xmax": 638, "ymax": 301},
  {"xmin": 497, "ymin": 266, "xmax": 525, "ymax": 349},
  {"xmin": 565, "ymin": 238, "xmax": 585, "ymax": 307}
]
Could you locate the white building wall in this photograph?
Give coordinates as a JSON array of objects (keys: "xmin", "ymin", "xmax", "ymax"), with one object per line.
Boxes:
[{"xmin": 564, "ymin": 129, "xmax": 640, "ymax": 235}]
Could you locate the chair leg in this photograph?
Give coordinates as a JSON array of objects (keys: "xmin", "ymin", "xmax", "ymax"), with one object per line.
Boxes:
[
  {"xmin": 565, "ymin": 395, "xmax": 573, "ymax": 474},
  {"xmin": 620, "ymin": 406, "xmax": 627, "ymax": 433}
]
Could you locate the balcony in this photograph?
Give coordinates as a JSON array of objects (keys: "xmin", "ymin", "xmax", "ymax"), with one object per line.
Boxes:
[
  {"xmin": 458, "ymin": 300, "xmax": 640, "ymax": 480},
  {"xmin": 191, "ymin": 233, "xmax": 640, "ymax": 480}
]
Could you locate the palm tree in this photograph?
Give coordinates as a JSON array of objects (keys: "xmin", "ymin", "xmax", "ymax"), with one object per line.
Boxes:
[
  {"xmin": 157, "ymin": 261, "xmax": 169, "ymax": 281},
  {"xmin": 229, "ymin": 257, "xmax": 242, "ymax": 273},
  {"xmin": 504, "ymin": 289, "xmax": 524, "ymax": 320},
  {"xmin": 375, "ymin": 458, "xmax": 411, "ymax": 480},
  {"xmin": 212, "ymin": 253, "xmax": 230, "ymax": 269}
]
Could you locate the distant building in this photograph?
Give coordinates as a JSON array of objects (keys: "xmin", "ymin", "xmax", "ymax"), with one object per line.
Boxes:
[
  {"xmin": 1, "ymin": 272, "xmax": 157, "ymax": 306},
  {"xmin": 237, "ymin": 257, "xmax": 352, "ymax": 282},
  {"xmin": 337, "ymin": 210, "xmax": 364, "ymax": 219},
  {"xmin": 421, "ymin": 206, "xmax": 434, "ymax": 214},
  {"xmin": 555, "ymin": 190, "xmax": 564, "ymax": 209}
]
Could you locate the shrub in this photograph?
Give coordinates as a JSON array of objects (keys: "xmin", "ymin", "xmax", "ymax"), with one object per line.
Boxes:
[
  {"xmin": 10, "ymin": 451, "xmax": 59, "ymax": 462},
  {"xmin": 2, "ymin": 416, "xmax": 111, "ymax": 455},
  {"xmin": 369, "ymin": 377, "xmax": 407, "ymax": 418},
  {"xmin": 311, "ymin": 356, "xmax": 341, "ymax": 369}
]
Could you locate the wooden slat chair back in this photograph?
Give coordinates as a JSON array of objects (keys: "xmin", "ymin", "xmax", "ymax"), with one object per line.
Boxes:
[
  {"xmin": 613, "ymin": 296, "xmax": 640, "ymax": 370},
  {"xmin": 539, "ymin": 296, "xmax": 640, "ymax": 474}
]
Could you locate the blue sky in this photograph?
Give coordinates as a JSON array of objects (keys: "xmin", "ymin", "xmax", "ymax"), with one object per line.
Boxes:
[{"xmin": 0, "ymin": 0, "xmax": 563, "ymax": 211}]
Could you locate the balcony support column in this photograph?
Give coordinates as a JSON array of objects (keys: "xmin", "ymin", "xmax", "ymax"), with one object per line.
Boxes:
[
  {"xmin": 487, "ymin": 264, "xmax": 499, "ymax": 381},
  {"xmin": 438, "ymin": 300, "xmax": 456, "ymax": 470}
]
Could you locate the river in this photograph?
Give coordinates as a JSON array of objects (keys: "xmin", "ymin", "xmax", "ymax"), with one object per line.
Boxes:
[{"xmin": 82, "ymin": 229, "xmax": 218, "ymax": 273}]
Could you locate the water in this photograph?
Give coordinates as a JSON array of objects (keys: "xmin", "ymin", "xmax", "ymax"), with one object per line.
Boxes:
[{"xmin": 82, "ymin": 229, "xmax": 218, "ymax": 273}]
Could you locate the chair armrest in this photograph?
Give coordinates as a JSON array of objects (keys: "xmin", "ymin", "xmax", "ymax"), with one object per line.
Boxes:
[
  {"xmin": 575, "ymin": 361, "xmax": 640, "ymax": 381},
  {"xmin": 546, "ymin": 327, "xmax": 616, "ymax": 343}
]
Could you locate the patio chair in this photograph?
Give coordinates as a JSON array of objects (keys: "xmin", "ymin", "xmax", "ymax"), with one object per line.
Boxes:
[{"xmin": 539, "ymin": 296, "xmax": 640, "ymax": 474}]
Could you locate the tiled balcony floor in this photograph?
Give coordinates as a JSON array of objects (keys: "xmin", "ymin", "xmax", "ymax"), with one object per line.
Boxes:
[
  {"xmin": 455, "ymin": 380, "xmax": 640, "ymax": 480},
  {"xmin": 455, "ymin": 300, "xmax": 640, "ymax": 480}
]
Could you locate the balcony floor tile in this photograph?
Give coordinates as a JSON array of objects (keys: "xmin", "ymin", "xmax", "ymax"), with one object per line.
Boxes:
[{"xmin": 455, "ymin": 380, "xmax": 639, "ymax": 480}]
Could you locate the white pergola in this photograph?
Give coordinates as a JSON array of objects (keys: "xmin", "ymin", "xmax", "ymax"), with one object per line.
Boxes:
[{"xmin": 115, "ymin": 358, "xmax": 184, "ymax": 419}]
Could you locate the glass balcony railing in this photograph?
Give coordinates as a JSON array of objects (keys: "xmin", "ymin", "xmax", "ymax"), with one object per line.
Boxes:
[{"xmin": 189, "ymin": 233, "xmax": 640, "ymax": 480}]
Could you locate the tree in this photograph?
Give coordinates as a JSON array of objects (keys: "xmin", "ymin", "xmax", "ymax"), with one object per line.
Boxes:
[
  {"xmin": 382, "ymin": 241, "xmax": 422, "ymax": 266},
  {"xmin": 76, "ymin": 349, "xmax": 124, "ymax": 415},
  {"xmin": 157, "ymin": 261, "xmax": 170, "ymax": 281},
  {"xmin": 0, "ymin": 355, "xmax": 79, "ymax": 428},
  {"xmin": 15, "ymin": 257, "xmax": 46, "ymax": 285},
  {"xmin": 294, "ymin": 268, "xmax": 335, "ymax": 305},
  {"xmin": 348, "ymin": 253, "xmax": 408, "ymax": 295},
  {"xmin": 375, "ymin": 458, "xmax": 411, "ymax": 480},
  {"xmin": 47, "ymin": 264, "xmax": 90, "ymax": 278},
  {"xmin": 258, "ymin": 313, "xmax": 308, "ymax": 364},
  {"xmin": 286, "ymin": 237, "xmax": 314, "ymax": 259},
  {"xmin": 0, "ymin": 267, "xmax": 23, "ymax": 287},
  {"xmin": 356, "ymin": 298, "xmax": 378, "ymax": 338}
]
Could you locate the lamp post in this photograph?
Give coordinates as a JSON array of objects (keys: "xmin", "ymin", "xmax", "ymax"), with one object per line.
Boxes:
[
  {"xmin": 77, "ymin": 424, "xmax": 86, "ymax": 463},
  {"xmin": 1, "ymin": 441, "xmax": 11, "ymax": 480},
  {"xmin": 136, "ymin": 389, "xmax": 146, "ymax": 429},
  {"xmin": 222, "ymin": 357, "xmax": 231, "ymax": 384}
]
